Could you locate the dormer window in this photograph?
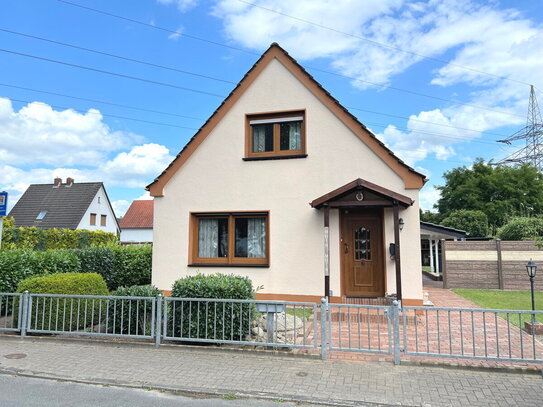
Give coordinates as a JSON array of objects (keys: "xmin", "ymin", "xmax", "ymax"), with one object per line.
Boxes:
[
  {"xmin": 36, "ymin": 210, "xmax": 47, "ymax": 220},
  {"xmin": 245, "ymin": 110, "xmax": 306, "ymax": 160}
]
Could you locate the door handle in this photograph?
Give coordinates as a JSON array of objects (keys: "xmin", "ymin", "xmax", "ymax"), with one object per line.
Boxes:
[{"xmin": 344, "ymin": 242, "xmax": 349, "ymax": 253}]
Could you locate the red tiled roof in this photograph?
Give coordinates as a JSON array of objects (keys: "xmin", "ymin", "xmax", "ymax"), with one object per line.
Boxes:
[{"xmin": 119, "ymin": 200, "xmax": 153, "ymax": 229}]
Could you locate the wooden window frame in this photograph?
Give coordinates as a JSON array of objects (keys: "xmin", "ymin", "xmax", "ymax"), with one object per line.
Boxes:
[
  {"xmin": 245, "ymin": 110, "xmax": 306, "ymax": 159},
  {"xmin": 100, "ymin": 214, "xmax": 107, "ymax": 227},
  {"xmin": 189, "ymin": 211, "xmax": 270, "ymax": 267},
  {"xmin": 90, "ymin": 213, "xmax": 97, "ymax": 226}
]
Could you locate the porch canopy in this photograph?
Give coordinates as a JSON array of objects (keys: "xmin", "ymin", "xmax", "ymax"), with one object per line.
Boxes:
[{"xmin": 310, "ymin": 178, "xmax": 414, "ymax": 300}]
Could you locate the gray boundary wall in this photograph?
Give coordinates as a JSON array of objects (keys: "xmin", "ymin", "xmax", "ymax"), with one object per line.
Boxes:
[{"xmin": 443, "ymin": 240, "xmax": 543, "ymax": 290}]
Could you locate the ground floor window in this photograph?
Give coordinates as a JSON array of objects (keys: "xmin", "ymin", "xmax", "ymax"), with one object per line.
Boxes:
[{"xmin": 190, "ymin": 212, "xmax": 269, "ymax": 266}]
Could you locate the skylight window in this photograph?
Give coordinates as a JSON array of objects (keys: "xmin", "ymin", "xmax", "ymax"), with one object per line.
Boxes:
[{"xmin": 36, "ymin": 210, "xmax": 47, "ymax": 220}]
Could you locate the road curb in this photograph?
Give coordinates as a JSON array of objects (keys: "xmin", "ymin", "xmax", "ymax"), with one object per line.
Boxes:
[{"xmin": 0, "ymin": 368, "xmax": 392, "ymax": 407}]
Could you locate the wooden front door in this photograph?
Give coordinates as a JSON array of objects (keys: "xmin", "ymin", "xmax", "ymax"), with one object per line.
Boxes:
[{"xmin": 341, "ymin": 213, "xmax": 385, "ymax": 297}]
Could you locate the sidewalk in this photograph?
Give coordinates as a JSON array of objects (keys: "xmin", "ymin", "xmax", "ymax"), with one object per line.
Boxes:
[{"xmin": 0, "ymin": 336, "xmax": 541, "ymax": 406}]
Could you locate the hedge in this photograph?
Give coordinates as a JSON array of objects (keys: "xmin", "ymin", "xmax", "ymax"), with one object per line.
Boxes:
[
  {"xmin": 1, "ymin": 226, "xmax": 117, "ymax": 250},
  {"xmin": 0, "ymin": 245, "xmax": 152, "ymax": 293},
  {"xmin": 169, "ymin": 274, "xmax": 255, "ymax": 340},
  {"xmin": 0, "ymin": 249, "xmax": 80, "ymax": 293},
  {"xmin": 16, "ymin": 273, "xmax": 109, "ymax": 331},
  {"xmin": 109, "ymin": 285, "xmax": 160, "ymax": 335},
  {"xmin": 497, "ymin": 217, "xmax": 543, "ymax": 240}
]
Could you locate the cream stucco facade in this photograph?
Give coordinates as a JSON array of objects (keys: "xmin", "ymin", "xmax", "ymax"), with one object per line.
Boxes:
[{"xmin": 151, "ymin": 49, "xmax": 424, "ymax": 303}]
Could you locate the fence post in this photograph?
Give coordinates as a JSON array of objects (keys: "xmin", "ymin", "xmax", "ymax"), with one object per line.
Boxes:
[
  {"xmin": 155, "ymin": 294, "xmax": 163, "ymax": 347},
  {"xmin": 392, "ymin": 300, "xmax": 401, "ymax": 365},
  {"xmin": 20, "ymin": 291, "xmax": 29, "ymax": 338},
  {"xmin": 320, "ymin": 298, "xmax": 328, "ymax": 361}
]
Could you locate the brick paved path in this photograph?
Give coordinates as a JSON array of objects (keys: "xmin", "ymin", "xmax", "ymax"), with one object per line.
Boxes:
[
  {"xmin": 0, "ymin": 337, "xmax": 542, "ymax": 406},
  {"xmin": 320, "ymin": 286, "xmax": 543, "ymax": 369}
]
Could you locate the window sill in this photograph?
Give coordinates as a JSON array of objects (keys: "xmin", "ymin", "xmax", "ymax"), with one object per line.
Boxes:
[
  {"xmin": 188, "ymin": 263, "xmax": 270, "ymax": 268},
  {"xmin": 242, "ymin": 154, "xmax": 307, "ymax": 161}
]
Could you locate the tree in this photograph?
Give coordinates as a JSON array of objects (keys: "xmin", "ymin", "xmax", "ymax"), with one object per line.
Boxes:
[
  {"xmin": 420, "ymin": 210, "xmax": 443, "ymax": 224},
  {"xmin": 436, "ymin": 159, "xmax": 543, "ymax": 234},
  {"xmin": 441, "ymin": 210, "xmax": 489, "ymax": 237},
  {"xmin": 497, "ymin": 217, "xmax": 543, "ymax": 240}
]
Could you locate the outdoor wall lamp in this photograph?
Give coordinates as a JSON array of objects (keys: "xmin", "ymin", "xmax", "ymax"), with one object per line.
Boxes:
[
  {"xmin": 399, "ymin": 218, "xmax": 404, "ymax": 231},
  {"xmin": 526, "ymin": 259, "xmax": 537, "ymax": 326}
]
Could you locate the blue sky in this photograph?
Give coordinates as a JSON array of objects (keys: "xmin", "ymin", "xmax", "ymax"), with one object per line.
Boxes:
[{"xmin": 1, "ymin": 0, "xmax": 542, "ymax": 216}]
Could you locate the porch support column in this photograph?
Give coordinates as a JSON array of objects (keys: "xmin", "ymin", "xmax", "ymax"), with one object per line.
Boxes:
[
  {"xmin": 429, "ymin": 238, "xmax": 434, "ymax": 273},
  {"xmin": 393, "ymin": 202, "xmax": 402, "ymax": 301},
  {"xmin": 435, "ymin": 240, "xmax": 440, "ymax": 275},
  {"xmin": 323, "ymin": 204, "xmax": 330, "ymax": 299}
]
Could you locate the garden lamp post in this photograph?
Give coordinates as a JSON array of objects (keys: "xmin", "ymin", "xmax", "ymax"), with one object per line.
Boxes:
[{"xmin": 526, "ymin": 259, "xmax": 537, "ymax": 325}]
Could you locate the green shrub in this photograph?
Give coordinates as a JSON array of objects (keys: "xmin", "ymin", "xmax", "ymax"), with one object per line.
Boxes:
[
  {"xmin": 107, "ymin": 245, "xmax": 152, "ymax": 290},
  {"xmin": 72, "ymin": 247, "xmax": 116, "ymax": 287},
  {"xmin": 17, "ymin": 273, "xmax": 109, "ymax": 331},
  {"xmin": 1, "ymin": 226, "xmax": 117, "ymax": 250},
  {"xmin": 109, "ymin": 285, "xmax": 160, "ymax": 335},
  {"xmin": 0, "ymin": 249, "xmax": 80, "ymax": 293},
  {"xmin": 497, "ymin": 217, "xmax": 543, "ymax": 240},
  {"xmin": 169, "ymin": 273, "xmax": 255, "ymax": 340}
]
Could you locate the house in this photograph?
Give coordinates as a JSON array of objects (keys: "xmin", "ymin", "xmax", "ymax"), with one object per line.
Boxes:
[
  {"xmin": 119, "ymin": 200, "xmax": 153, "ymax": 243},
  {"xmin": 420, "ymin": 221, "xmax": 466, "ymax": 276},
  {"xmin": 9, "ymin": 177, "xmax": 119, "ymax": 234},
  {"xmin": 148, "ymin": 43, "xmax": 427, "ymax": 305}
]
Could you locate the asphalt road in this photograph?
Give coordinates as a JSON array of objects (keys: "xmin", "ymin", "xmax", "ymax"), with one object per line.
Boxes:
[{"xmin": 0, "ymin": 374, "xmax": 330, "ymax": 407}]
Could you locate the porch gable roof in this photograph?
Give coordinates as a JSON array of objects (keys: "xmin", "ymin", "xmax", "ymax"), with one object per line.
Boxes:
[{"xmin": 310, "ymin": 178, "xmax": 414, "ymax": 209}]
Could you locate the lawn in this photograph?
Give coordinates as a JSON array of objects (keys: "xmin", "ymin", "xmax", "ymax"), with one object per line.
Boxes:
[{"xmin": 453, "ymin": 289, "xmax": 543, "ymax": 326}]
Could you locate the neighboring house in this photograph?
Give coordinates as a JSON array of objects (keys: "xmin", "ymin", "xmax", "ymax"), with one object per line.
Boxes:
[
  {"xmin": 148, "ymin": 43, "xmax": 427, "ymax": 305},
  {"xmin": 9, "ymin": 177, "xmax": 119, "ymax": 235},
  {"xmin": 420, "ymin": 221, "xmax": 466, "ymax": 276},
  {"xmin": 119, "ymin": 200, "xmax": 153, "ymax": 243}
]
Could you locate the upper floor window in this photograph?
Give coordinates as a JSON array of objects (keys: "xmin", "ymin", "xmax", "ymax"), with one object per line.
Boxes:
[
  {"xmin": 101, "ymin": 214, "xmax": 107, "ymax": 226},
  {"xmin": 90, "ymin": 213, "xmax": 97, "ymax": 225},
  {"xmin": 245, "ymin": 111, "xmax": 306, "ymax": 159}
]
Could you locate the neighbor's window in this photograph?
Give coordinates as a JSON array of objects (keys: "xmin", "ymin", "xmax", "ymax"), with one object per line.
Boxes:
[
  {"xmin": 101, "ymin": 214, "xmax": 107, "ymax": 226},
  {"xmin": 246, "ymin": 111, "xmax": 305, "ymax": 158},
  {"xmin": 90, "ymin": 213, "xmax": 96, "ymax": 225},
  {"xmin": 36, "ymin": 210, "xmax": 47, "ymax": 220},
  {"xmin": 190, "ymin": 212, "xmax": 269, "ymax": 266}
]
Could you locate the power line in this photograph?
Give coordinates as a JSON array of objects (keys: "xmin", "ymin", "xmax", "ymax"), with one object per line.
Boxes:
[
  {"xmin": 54, "ymin": 0, "xmax": 526, "ymax": 119},
  {"xmin": 237, "ymin": 0, "xmax": 533, "ymax": 87},
  {"xmin": 0, "ymin": 48, "xmax": 227, "ymax": 98},
  {"xmin": 7, "ymin": 97, "xmax": 199, "ymax": 130},
  {"xmin": 0, "ymin": 82, "xmax": 495, "ymax": 143},
  {"xmin": 0, "ymin": 83, "xmax": 205, "ymax": 121},
  {"xmin": 0, "ymin": 28, "xmax": 236, "ymax": 85},
  {"xmin": 57, "ymin": 0, "xmax": 260, "ymax": 56}
]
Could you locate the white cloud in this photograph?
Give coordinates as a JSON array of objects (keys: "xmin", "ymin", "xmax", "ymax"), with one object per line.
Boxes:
[
  {"xmin": 112, "ymin": 200, "xmax": 131, "ymax": 217},
  {"xmin": 168, "ymin": 26, "xmax": 184, "ymax": 41},
  {"xmin": 0, "ymin": 98, "xmax": 136, "ymax": 167},
  {"xmin": 157, "ymin": 0, "xmax": 198, "ymax": 12},
  {"xmin": 420, "ymin": 184, "xmax": 442, "ymax": 211},
  {"xmin": 99, "ymin": 143, "xmax": 174, "ymax": 188}
]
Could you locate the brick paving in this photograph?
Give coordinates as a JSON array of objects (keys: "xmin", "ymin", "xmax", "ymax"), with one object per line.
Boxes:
[
  {"xmin": 319, "ymin": 285, "xmax": 543, "ymax": 370},
  {"xmin": 0, "ymin": 336, "xmax": 542, "ymax": 406}
]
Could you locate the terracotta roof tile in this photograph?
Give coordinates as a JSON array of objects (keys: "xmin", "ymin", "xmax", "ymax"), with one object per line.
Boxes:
[{"xmin": 119, "ymin": 200, "xmax": 153, "ymax": 229}]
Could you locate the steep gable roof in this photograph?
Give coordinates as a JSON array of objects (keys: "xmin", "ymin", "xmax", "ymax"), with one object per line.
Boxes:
[
  {"xmin": 119, "ymin": 200, "xmax": 153, "ymax": 229},
  {"xmin": 147, "ymin": 43, "xmax": 427, "ymax": 196},
  {"xmin": 8, "ymin": 182, "xmax": 113, "ymax": 229}
]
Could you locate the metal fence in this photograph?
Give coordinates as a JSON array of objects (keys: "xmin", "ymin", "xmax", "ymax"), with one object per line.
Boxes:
[
  {"xmin": 0, "ymin": 293, "xmax": 22, "ymax": 333},
  {"xmin": 26, "ymin": 293, "xmax": 156, "ymax": 340},
  {"xmin": 401, "ymin": 306, "xmax": 543, "ymax": 363},
  {"xmin": 1, "ymin": 292, "xmax": 542, "ymax": 365},
  {"xmin": 161, "ymin": 297, "xmax": 318, "ymax": 349}
]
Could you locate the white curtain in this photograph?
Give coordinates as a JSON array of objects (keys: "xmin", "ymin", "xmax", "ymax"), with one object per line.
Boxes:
[
  {"xmin": 198, "ymin": 219, "xmax": 218, "ymax": 257},
  {"xmin": 247, "ymin": 218, "xmax": 266, "ymax": 258},
  {"xmin": 253, "ymin": 125, "xmax": 266, "ymax": 152},
  {"xmin": 288, "ymin": 122, "xmax": 301, "ymax": 150}
]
